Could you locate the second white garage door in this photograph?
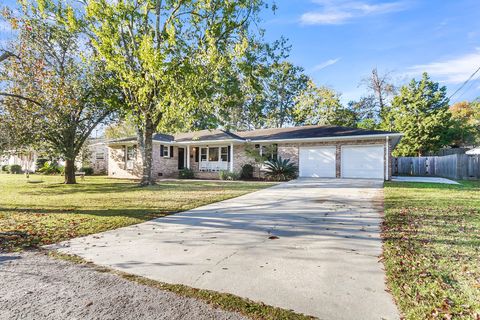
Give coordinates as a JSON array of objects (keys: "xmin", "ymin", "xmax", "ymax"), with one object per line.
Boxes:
[
  {"xmin": 341, "ymin": 145, "xmax": 384, "ymax": 179},
  {"xmin": 299, "ymin": 146, "xmax": 336, "ymax": 178}
]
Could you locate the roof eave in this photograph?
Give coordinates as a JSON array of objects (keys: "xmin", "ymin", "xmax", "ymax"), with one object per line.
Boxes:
[{"xmin": 245, "ymin": 133, "xmax": 403, "ymax": 144}]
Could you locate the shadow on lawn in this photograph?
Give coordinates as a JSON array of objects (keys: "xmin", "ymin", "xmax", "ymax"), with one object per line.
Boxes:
[
  {"xmin": 0, "ymin": 207, "xmax": 174, "ymax": 219},
  {"xmin": 17, "ymin": 180, "xmax": 266, "ymax": 196}
]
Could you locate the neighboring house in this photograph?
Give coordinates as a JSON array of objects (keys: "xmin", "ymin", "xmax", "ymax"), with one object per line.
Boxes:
[
  {"xmin": 85, "ymin": 139, "xmax": 109, "ymax": 174},
  {"xmin": 1, "ymin": 139, "xmax": 109, "ymax": 174},
  {"xmin": 0, "ymin": 150, "xmax": 37, "ymax": 172},
  {"xmin": 108, "ymin": 125, "xmax": 402, "ymax": 181},
  {"xmin": 466, "ymin": 147, "xmax": 480, "ymax": 155}
]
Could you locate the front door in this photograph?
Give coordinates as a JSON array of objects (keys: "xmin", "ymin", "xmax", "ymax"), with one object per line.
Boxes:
[{"xmin": 178, "ymin": 147, "xmax": 185, "ymax": 170}]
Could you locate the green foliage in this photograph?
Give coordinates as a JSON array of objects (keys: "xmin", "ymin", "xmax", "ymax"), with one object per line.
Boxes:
[
  {"xmin": 0, "ymin": 0, "xmax": 120, "ymax": 184},
  {"xmin": 35, "ymin": 158, "xmax": 48, "ymax": 171},
  {"xmin": 449, "ymin": 101, "xmax": 480, "ymax": 147},
  {"xmin": 240, "ymin": 164, "xmax": 254, "ymax": 180},
  {"xmin": 178, "ymin": 168, "xmax": 195, "ymax": 179},
  {"xmin": 293, "ymin": 80, "xmax": 356, "ymax": 127},
  {"xmin": 263, "ymin": 61, "xmax": 309, "ymax": 127},
  {"xmin": 388, "ymin": 73, "xmax": 454, "ymax": 156},
  {"xmin": 37, "ymin": 161, "xmax": 62, "ymax": 175},
  {"xmin": 264, "ymin": 157, "xmax": 297, "ymax": 181},
  {"xmin": 2, "ymin": 165, "xmax": 10, "ymax": 173},
  {"xmin": 8, "ymin": 164, "xmax": 22, "ymax": 174},
  {"xmin": 85, "ymin": 0, "xmax": 269, "ymax": 185},
  {"xmin": 219, "ymin": 170, "xmax": 240, "ymax": 181},
  {"xmin": 80, "ymin": 167, "xmax": 94, "ymax": 176}
]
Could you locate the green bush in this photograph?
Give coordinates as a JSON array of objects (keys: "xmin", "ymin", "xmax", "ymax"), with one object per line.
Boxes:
[
  {"xmin": 219, "ymin": 170, "xmax": 240, "ymax": 181},
  {"xmin": 35, "ymin": 158, "xmax": 48, "ymax": 171},
  {"xmin": 264, "ymin": 157, "xmax": 297, "ymax": 181},
  {"xmin": 9, "ymin": 164, "xmax": 22, "ymax": 174},
  {"xmin": 37, "ymin": 161, "xmax": 62, "ymax": 175},
  {"xmin": 80, "ymin": 167, "xmax": 94, "ymax": 175},
  {"xmin": 178, "ymin": 168, "xmax": 195, "ymax": 179},
  {"xmin": 240, "ymin": 164, "xmax": 254, "ymax": 180},
  {"xmin": 1, "ymin": 165, "xmax": 9, "ymax": 173}
]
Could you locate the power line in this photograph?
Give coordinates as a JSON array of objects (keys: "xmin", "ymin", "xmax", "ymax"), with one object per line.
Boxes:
[
  {"xmin": 454, "ymin": 71, "xmax": 480, "ymax": 101},
  {"xmin": 449, "ymin": 65, "xmax": 480, "ymax": 100}
]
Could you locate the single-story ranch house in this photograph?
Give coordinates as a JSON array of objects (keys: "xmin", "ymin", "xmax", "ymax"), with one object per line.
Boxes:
[{"xmin": 108, "ymin": 125, "xmax": 403, "ymax": 180}]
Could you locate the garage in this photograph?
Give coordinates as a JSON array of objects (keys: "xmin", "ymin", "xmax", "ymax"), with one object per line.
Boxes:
[
  {"xmin": 299, "ymin": 146, "xmax": 336, "ymax": 178},
  {"xmin": 341, "ymin": 145, "xmax": 384, "ymax": 179}
]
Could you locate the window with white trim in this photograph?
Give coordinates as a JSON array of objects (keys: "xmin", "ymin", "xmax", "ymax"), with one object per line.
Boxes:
[
  {"xmin": 161, "ymin": 145, "xmax": 170, "ymax": 157},
  {"xmin": 200, "ymin": 147, "xmax": 207, "ymax": 161},
  {"xmin": 96, "ymin": 152, "xmax": 105, "ymax": 160},
  {"xmin": 208, "ymin": 147, "xmax": 219, "ymax": 161},
  {"xmin": 220, "ymin": 147, "xmax": 228, "ymax": 162},
  {"xmin": 127, "ymin": 145, "xmax": 137, "ymax": 161}
]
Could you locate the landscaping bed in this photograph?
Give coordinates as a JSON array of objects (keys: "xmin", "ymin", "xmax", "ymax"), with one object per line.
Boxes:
[{"xmin": 383, "ymin": 180, "xmax": 480, "ymax": 319}]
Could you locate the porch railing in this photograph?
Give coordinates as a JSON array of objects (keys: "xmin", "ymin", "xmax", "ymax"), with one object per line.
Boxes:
[{"xmin": 199, "ymin": 161, "xmax": 229, "ymax": 172}]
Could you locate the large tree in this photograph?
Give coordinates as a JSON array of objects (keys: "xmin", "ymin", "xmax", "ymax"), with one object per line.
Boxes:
[
  {"xmin": 353, "ymin": 68, "xmax": 396, "ymax": 129},
  {"xmin": 0, "ymin": 0, "xmax": 120, "ymax": 183},
  {"xmin": 388, "ymin": 73, "xmax": 453, "ymax": 156},
  {"xmin": 293, "ymin": 80, "xmax": 357, "ymax": 127},
  {"xmin": 262, "ymin": 61, "xmax": 309, "ymax": 128},
  {"xmin": 449, "ymin": 100, "xmax": 480, "ymax": 147},
  {"xmin": 86, "ymin": 0, "xmax": 270, "ymax": 185}
]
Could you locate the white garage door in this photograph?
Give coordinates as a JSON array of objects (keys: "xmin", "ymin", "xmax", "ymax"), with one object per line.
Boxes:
[
  {"xmin": 341, "ymin": 145, "xmax": 384, "ymax": 179},
  {"xmin": 299, "ymin": 146, "xmax": 336, "ymax": 178}
]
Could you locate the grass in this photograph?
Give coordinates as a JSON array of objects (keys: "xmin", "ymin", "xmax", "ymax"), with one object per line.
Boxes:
[
  {"xmin": 0, "ymin": 174, "xmax": 275, "ymax": 252},
  {"xmin": 48, "ymin": 251, "xmax": 314, "ymax": 320},
  {"xmin": 383, "ymin": 180, "xmax": 480, "ymax": 319}
]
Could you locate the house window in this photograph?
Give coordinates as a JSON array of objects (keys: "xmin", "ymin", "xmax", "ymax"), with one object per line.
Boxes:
[
  {"xmin": 161, "ymin": 145, "xmax": 170, "ymax": 157},
  {"xmin": 96, "ymin": 152, "xmax": 105, "ymax": 160},
  {"xmin": 200, "ymin": 148, "xmax": 207, "ymax": 161},
  {"xmin": 260, "ymin": 144, "xmax": 278, "ymax": 161},
  {"xmin": 220, "ymin": 147, "xmax": 228, "ymax": 162},
  {"xmin": 127, "ymin": 145, "xmax": 137, "ymax": 161},
  {"xmin": 208, "ymin": 147, "xmax": 219, "ymax": 161}
]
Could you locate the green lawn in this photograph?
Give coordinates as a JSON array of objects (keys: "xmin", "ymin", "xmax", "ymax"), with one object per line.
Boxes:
[
  {"xmin": 0, "ymin": 174, "xmax": 275, "ymax": 252},
  {"xmin": 383, "ymin": 180, "xmax": 480, "ymax": 319}
]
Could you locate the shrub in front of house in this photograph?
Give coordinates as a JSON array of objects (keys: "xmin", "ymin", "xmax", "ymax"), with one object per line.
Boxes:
[
  {"xmin": 178, "ymin": 168, "xmax": 195, "ymax": 179},
  {"xmin": 264, "ymin": 157, "xmax": 298, "ymax": 181},
  {"xmin": 219, "ymin": 170, "xmax": 240, "ymax": 181},
  {"xmin": 35, "ymin": 158, "xmax": 48, "ymax": 171},
  {"xmin": 80, "ymin": 167, "xmax": 94, "ymax": 176},
  {"xmin": 8, "ymin": 164, "xmax": 22, "ymax": 174},
  {"xmin": 1, "ymin": 165, "xmax": 9, "ymax": 173},
  {"xmin": 37, "ymin": 161, "xmax": 62, "ymax": 175},
  {"xmin": 240, "ymin": 164, "xmax": 254, "ymax": 180}
]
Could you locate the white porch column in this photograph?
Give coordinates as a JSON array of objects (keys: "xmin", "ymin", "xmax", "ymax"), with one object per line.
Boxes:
[
  {"xmin": 229, "ymin": 143, "xmax": 234, "ymax": 172},
  {"xmin": 186, "ymin": 145, "xmax": 191, "ymax": 169}
]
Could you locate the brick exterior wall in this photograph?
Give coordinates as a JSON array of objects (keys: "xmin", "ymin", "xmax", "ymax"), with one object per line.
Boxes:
[{"xmin": 108, "ymin": 137, "xmax": 394, "ymax": 180}]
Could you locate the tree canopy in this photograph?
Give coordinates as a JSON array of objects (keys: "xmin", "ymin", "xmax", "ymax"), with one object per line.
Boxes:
[
  {"xmin": 388, "ymin": 73, "xmax": 453, "ymax": 156},
  {"xmin": 0, "ymin": 0, "xmax": 121, "ymax": 183}
]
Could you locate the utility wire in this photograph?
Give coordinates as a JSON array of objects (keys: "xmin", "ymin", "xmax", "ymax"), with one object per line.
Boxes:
[
  {"xmin": 455, "ymin": 72, "xmax": 480, "ymax": 101},
  {"xmin": 449, "ymin": 65, "xmax": 480, "ymax": 100}
]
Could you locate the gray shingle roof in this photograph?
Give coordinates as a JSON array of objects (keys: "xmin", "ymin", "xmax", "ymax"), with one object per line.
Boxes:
[
  {"xmin": 234, "ymin": 125, "xmax": 396, "ymax": 141},
  {"xmin": 173, "ymin": 129, "xmax": 242, "ymax": 142},
  {"xmin": 109, "ymin": 125, "xmax": 399, "ymax": 145}
]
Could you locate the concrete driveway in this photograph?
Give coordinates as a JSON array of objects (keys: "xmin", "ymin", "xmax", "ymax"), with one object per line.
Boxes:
[{"xmin": 51, "ymin": 179, "xmax": 399, "ymax": 320}]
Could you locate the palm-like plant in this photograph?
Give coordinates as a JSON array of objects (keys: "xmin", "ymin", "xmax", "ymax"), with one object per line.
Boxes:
[{"xmin": 264, "ymin": 157, "xmax": 298, "ymax": 181}]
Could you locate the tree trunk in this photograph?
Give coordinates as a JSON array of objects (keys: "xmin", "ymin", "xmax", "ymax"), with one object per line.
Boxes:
[
  {"xmin": 139, "ymin": 117, "xmax": 155, "ymax": 186},
  {"xmin": 64, "ymin": 158, "xmax": 76, "ymax": 184}
]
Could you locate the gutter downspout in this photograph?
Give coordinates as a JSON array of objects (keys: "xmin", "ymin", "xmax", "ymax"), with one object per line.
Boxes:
[{"xmin": 386, "ymin": 136, "xmax": 390, "ymax": 180}]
